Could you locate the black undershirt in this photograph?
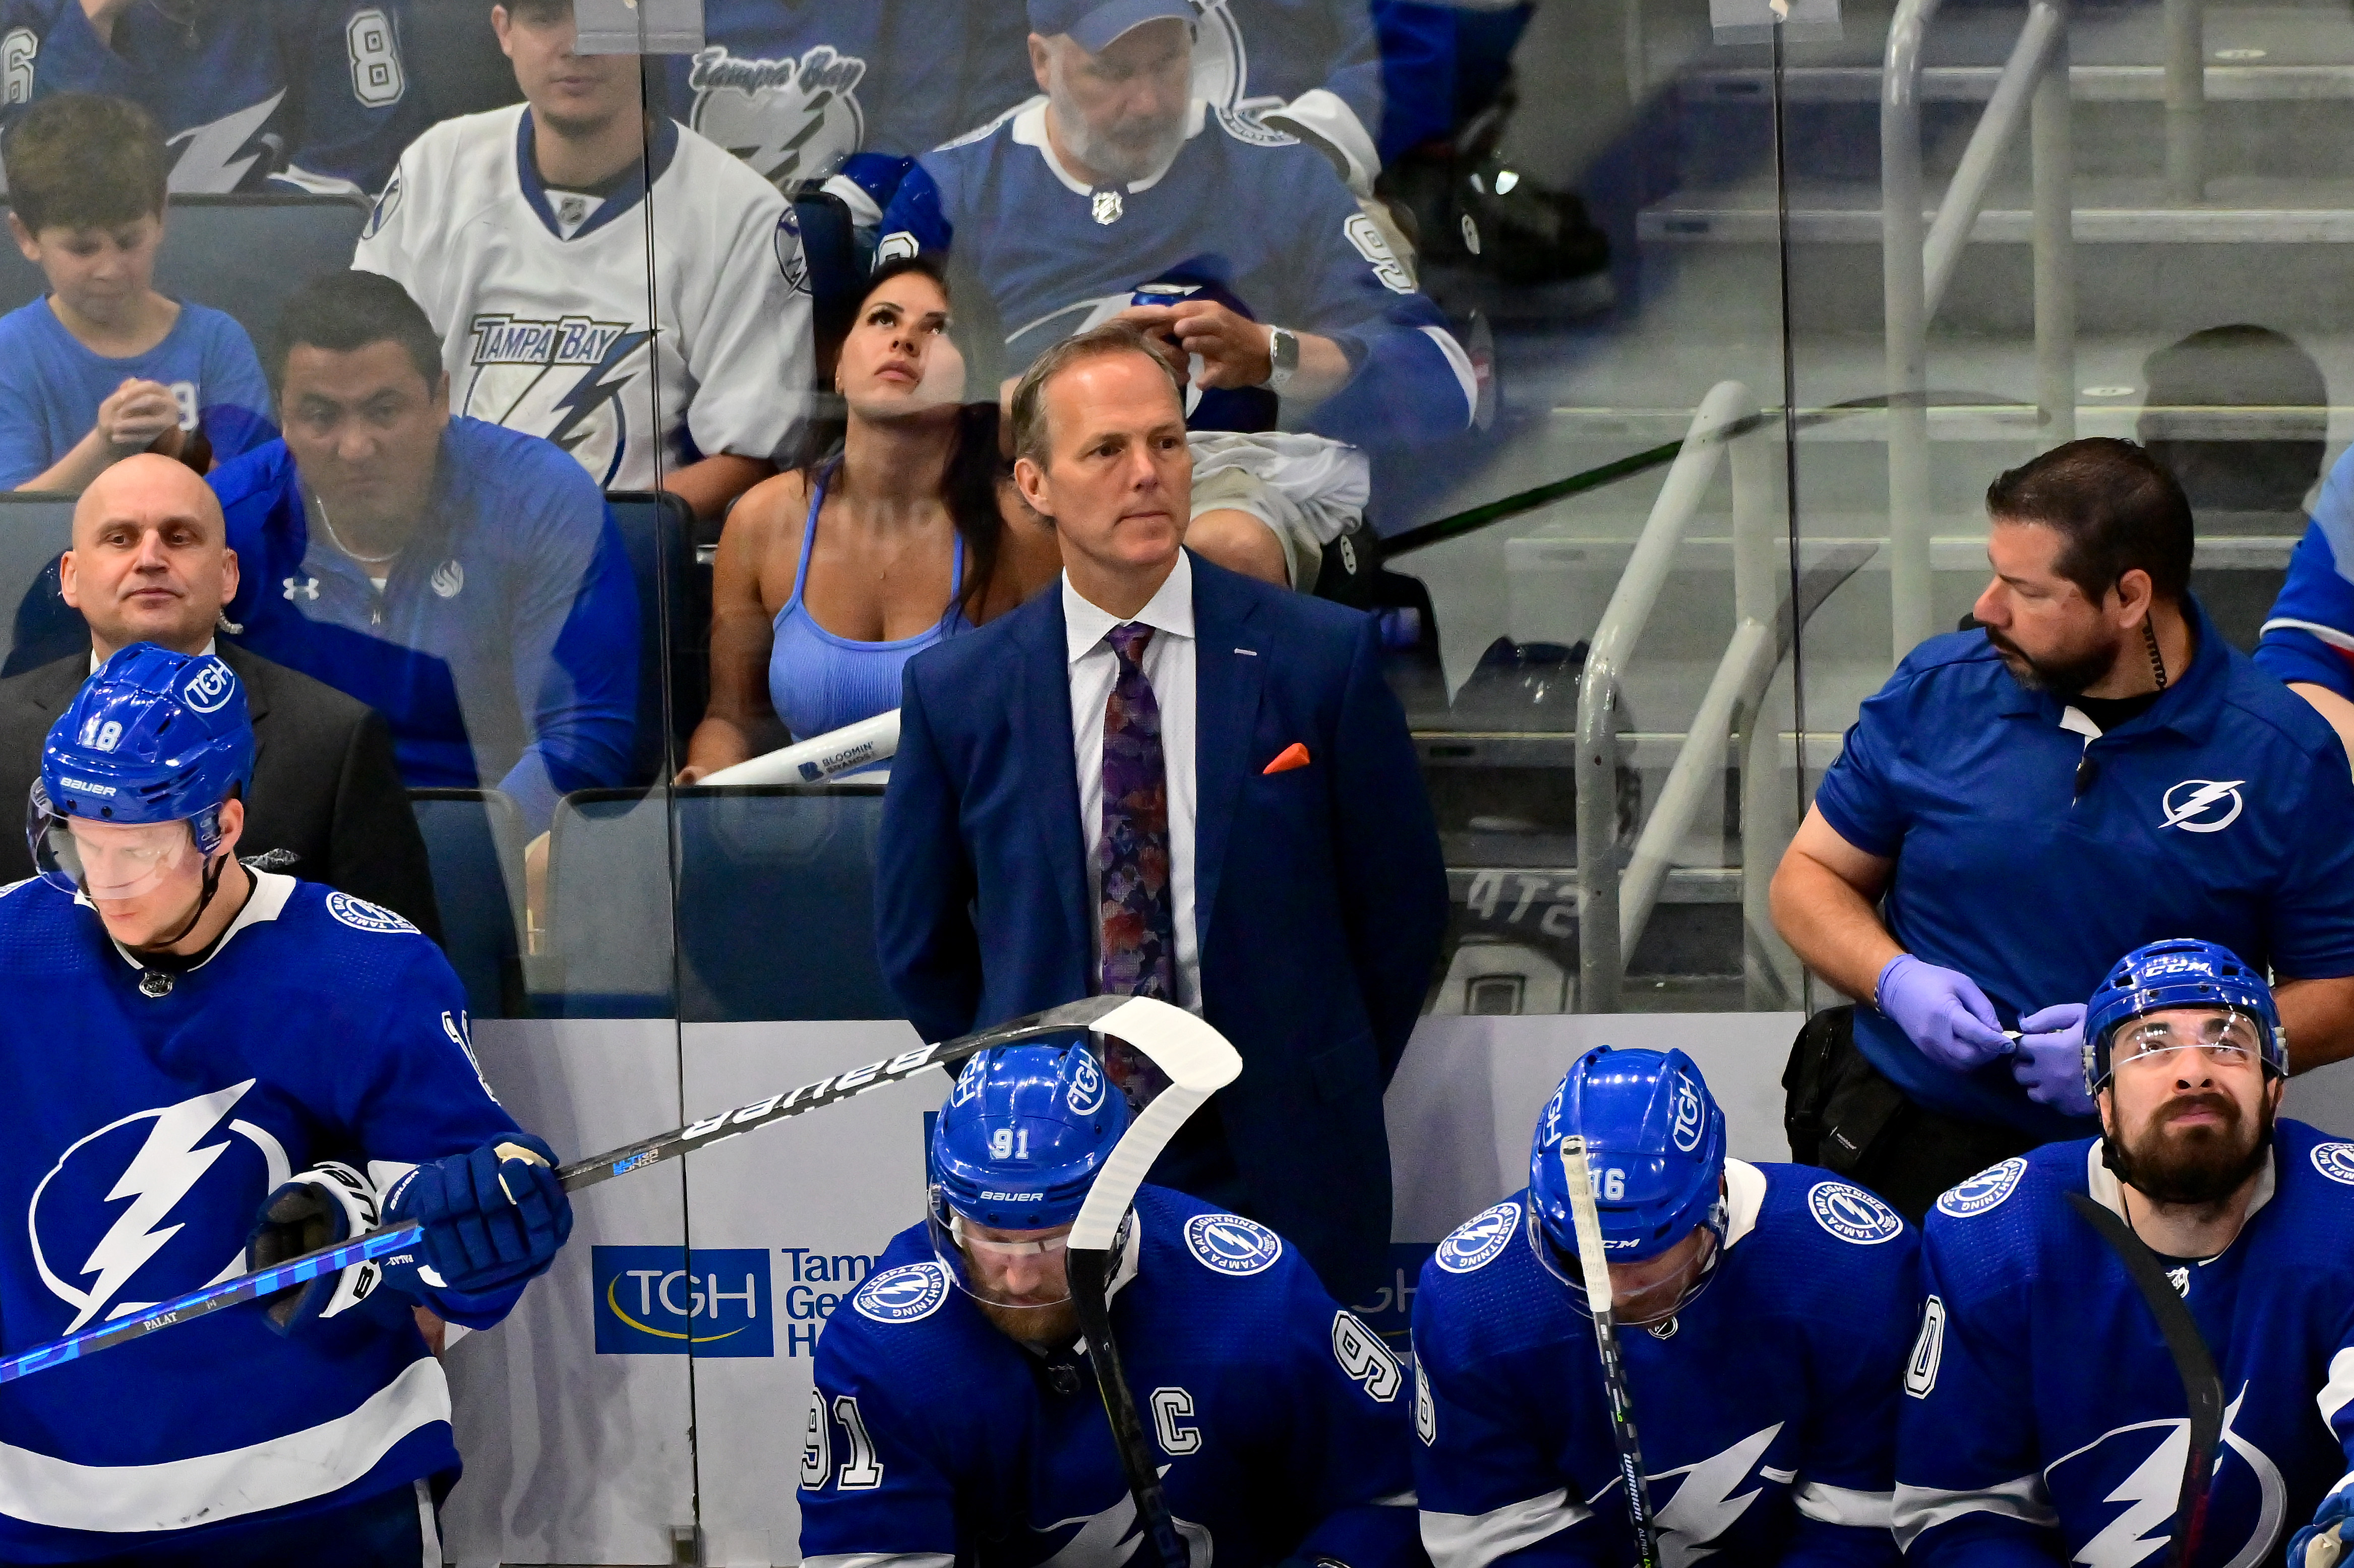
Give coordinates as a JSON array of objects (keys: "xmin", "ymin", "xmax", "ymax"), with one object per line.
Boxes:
[{"xmin": 2070, "ymin": 689, "xmax": 2164, "ymax": 733}]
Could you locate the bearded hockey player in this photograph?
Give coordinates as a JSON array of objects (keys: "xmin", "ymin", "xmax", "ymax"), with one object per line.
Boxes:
[
  {"xmin": 0, "ymin": 644, "xmax": 571, "ymax": 1562},
  {"xmin": 798, "ymin": 1042, "xmax": 1420, "ymax": 1568},
  {"xmin": 1898, "ymin": 938, "xmax": 2354, "ymax": 1566},
  {"xmin": 1412, "ymin": 1047, "xmax": 1916, "ymax": 1567}
]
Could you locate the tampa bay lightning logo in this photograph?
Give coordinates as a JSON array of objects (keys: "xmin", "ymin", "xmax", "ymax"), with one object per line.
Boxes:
[
  {"xmin": 1065, "ymin": 1054, "xmax": 1107, "ymax": 1116},
  {"xmin": 462, "ymin": 315, "xmax": 654, "ymax": 489},
  {"xmin": 326, "ymin": 890, "xmax": 418, "ymax": 935},
  {"xmin": 1670, "ymin": 1076, "xmax": 1706, "ymax": 1154},
  {"xmin": 2051, "ymin": 1385, "xmax": 2284, "ymax": 1568},
  {"xmin": 853, "ymin": 1261, "xmax": 950, "ymax": 1323},
  {"xmin": 1807, "ymin": 1181, "xmax": 1904, "ymax": 1245},
  {"xmin": 1937, "ymin": 1157, "xmax": 2029, "ymax": 1219},
  {"xmin": 1436, "ymin": 1200, "xmax": 1521, "ymax": 1275},
  {"xmin": 2312, "ymin": 1143, "xmax": 2354, "ymax": 1187},
  {"xmin": 29, "ymin": 1080, "xmax": 291, "ymax": 1333},
  {"xmin": 1185, "ymin": 1213, "xmax": 1283, "ymax": 1276}
]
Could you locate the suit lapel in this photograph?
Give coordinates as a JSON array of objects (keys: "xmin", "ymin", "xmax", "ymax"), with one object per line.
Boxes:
[
  {"xmin": 218, "ymin": 644, "xmax": 271, "ymax": 773},
  {"xmin": 27, "ymin": 652, "xmax": 86, "ymax": 716},
  {"xmin": 1188, "ymin": 558, "xmax": 1263, "ymax": 959},
  {"xmin": 1012, "ymin": 591, "xmax": 1090, "ymax": 962}
]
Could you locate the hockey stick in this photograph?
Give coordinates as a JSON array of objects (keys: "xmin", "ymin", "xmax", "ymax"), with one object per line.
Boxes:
[
  {"xmin": 699, "ymin": 709, "xmax": 900, "ymax": 787},
  {"xmin": 2064, "ymin": 1190, "xmax": 2224, "ymax": 1568},
  {"xmin": 1562, "ymin": 1135, "xmax": 1661, "ymax": 1568},
  {"xmin": 0, "ymin": 994, "xmax": 1169, "ymax": 1385},
  {"xmin": 1065, "ymin": 1004, "xmax": 1243, "ymax": 1568}
]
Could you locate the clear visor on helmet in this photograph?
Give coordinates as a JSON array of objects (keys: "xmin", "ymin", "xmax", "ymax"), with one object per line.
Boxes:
[
  {"xmin": 1525, "ymin": 1203, "xmax": 1723, "ymax": 1327},
  {"xmin": 2101, "ymin": 1006, "xmax": 2267, "ymax": 1082},
  {"xmin": 926, "ymin": 1186, "xmax": 1077, "ymax": 1311},
  {"xmin": 27, "ymin": 791, "xmax": 197, "ymax": 901}
]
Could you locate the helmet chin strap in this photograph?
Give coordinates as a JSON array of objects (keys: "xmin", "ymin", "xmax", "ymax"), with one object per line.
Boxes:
[{"xmin": 128, "ymin": 850, "xmax": 233, "ymax": 957}]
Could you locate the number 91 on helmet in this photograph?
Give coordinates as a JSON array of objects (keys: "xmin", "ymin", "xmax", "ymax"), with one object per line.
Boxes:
[{"xmin": 926, "ymin": 1044, "xmax": 1130, "ymax": 1318}]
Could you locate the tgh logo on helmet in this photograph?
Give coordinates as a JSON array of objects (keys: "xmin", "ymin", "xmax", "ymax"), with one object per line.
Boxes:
[
  {"xmin": 180, "ymin": 662, "xmax": 237, "ymax": 715},
  {"xmin": 1670, "ymin": 1078, "xmax": 1705, "ymax": 1154}
]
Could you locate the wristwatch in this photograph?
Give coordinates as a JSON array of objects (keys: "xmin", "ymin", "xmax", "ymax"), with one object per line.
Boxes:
[{"xmin": 1266, "ymin": 325, "xmax": 1299, "ymax": 393}]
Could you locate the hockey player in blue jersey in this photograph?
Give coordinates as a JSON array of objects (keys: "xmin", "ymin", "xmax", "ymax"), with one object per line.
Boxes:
[
  {"xmin": 0, "ymin": 0, "xmax": 429, "ymax": 195},
  {"xmin": 799, "ymin": 1042, "xmax": 1421, "ymax": 1568},
  {"xmin": 0, "ymin": 643, "xmax": 571, "ymax": 1561},
  {"xmin": 1412, "ymin": 1047, "xmax": 1915, "ymax": 1568},
  {"xmin": 875, "ymin": 0, "xmax": 1475, "ymax": 453},
  {"xmin": 1898, "ymin": 937, "xmax": 2354, "ymax": 1566}
]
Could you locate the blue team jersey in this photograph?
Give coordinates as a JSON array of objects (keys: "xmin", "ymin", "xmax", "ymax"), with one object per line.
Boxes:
[
  {"xmin": 0, "ymin": 297, "xmax": 272, "ymax": 487},
  {"xmin": 1411, "ymin": 1165, "xmax": 1915, "ymax": 1568},
  {"xmin": 877, "ymin": 98, "xmax": 1473, "ymax": 445},
  {"xmin": 0, "ymin": 872, "xmax": 528, "ymax": 1561},
  {"xmin": 1813, "ymin": 594, "xmax": 2354, "ymax": 1138},
  {"xmin": 800, "ymin": 1185, "xmax": 1420, "ymax": 1568},
  {"xmin": 2255, "ymin": 444, "xmax": 2354, "ymax": 700},
  {"xmin": 662, "ymin": 0, "xmax": 1033, "ymax": 188},
  {"xmin": 1897, "ymin": 1125, "xmax": 2354, "ymax": 1565},
  {"xmin": 0, "ymin": 0, "xmax": 426, "ymax": 194},
  {"xmin": 208, "ymin": 418, "xmax": 639, "ymax": 834}
]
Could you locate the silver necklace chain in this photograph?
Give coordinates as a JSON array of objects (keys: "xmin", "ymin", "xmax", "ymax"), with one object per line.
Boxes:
[{"xmin": 311, "ymin": 492, "xmax": 401, "ymax": 566}]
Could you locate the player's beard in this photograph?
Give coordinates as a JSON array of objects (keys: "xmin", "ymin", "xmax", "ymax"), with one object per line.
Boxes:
[
  {"xmin": 1048, "ymin": 65, "xmax": 1186, "ymax": 187},
  {"xmin": 2106, "ymin": 1089, "xmax": 2275, "ymax": 1207},
  {"xmin": 1984, "ymin": 624, "xmax": 2121, "ymax": 698},
  {"xmin": 976, "ymin": 1296, "xmax": 1081, "ymax": 1349}
]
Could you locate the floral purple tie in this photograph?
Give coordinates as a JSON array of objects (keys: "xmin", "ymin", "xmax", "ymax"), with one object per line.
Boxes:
[{"xmin": 1098, "ymin": 622, "xmax": 1175, "ymax": 1002}]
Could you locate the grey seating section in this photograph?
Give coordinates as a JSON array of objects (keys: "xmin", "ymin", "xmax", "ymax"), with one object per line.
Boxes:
[
  {"xmin": 0, "ymin": 194, "xmax": 369, "ymax": 352},
  {"xmin": 409, "ymin": 788, "xmax": 528, "ymax": 1020},
  {"xmin": 539, "ymin": 783, "xmax": 895, "ymax": 1021}
]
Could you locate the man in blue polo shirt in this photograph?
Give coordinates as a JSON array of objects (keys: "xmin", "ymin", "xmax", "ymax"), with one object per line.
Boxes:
[
  {"xmin": 206, "ymin": 270, "xmax": 637, "ymax": 842},
  {"xmin": 1770, "ymin": 437, "xmax": 2354, "ymax": 1219}
]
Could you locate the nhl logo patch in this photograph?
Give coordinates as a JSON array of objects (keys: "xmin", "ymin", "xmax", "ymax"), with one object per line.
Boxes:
[
  {"xmin": 1807, "ymin": 1181, "xmax": 1904, "ymax": 1245},
  {"xmin": 325, "ymin": 890, "xmax": 419, "ymax": 936},
  {"xmin": 1185, "ymin": 1213, "xmax": 1282, "ymax": 1276},
  {"xmin": 1091, "ymin": 189, "xmax": 1124, "ymax": 226},
  {"xmin": 1435, "ymin": 1200, "xmax": 1520, "ymax": 1275},
  {"xmin": 2312, "ymin": 1143, "xmax": 2354, "ymax": 1187},
  {"xmin": 1937, "ymin": 1157, "xmax": 2029, "ymax": 1219},
  {"xmin": 854, "ymin": 1261, "xmax": 950, "ymax": 1323}
]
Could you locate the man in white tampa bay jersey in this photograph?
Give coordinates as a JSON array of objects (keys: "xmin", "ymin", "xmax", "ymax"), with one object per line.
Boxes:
[
  {"xmin": 1412, "ymin": 1047, "xmax": 1916, "ymax": 1568},
  {"xmin": 354, "ymin": 0, "xmax": 810, "ymax": 515},
  {"xmin": 1898, "ymin": 939, "xmax": 2354, "ymax": 1567}
]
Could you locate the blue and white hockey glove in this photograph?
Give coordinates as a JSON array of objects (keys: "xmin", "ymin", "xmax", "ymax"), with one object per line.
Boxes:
[
  {"xmin": 382, "ymin": 1135, "xmax": 573, "ymax": 1297},
  {"xmin": 2012, "ymin": 1003, "xmax": 2094, "ymax": 1116},
  {"xmin": 245, "ymin": 1162, "xmax": 389, "ymax": 1334},
  {"xmin": 2288, "ymin": 1473, "xmax": 2354, "ymax": 1566}
]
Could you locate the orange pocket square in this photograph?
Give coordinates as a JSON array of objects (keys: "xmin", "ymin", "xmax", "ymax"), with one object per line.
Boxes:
[{"xmin": 1263, "ymin": 742, "xmax": 1312, "ymax": 775}]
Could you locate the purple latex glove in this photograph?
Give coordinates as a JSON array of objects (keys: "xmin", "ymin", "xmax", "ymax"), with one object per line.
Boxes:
[
  {"xmin": 2011, "ymin": 1002, "xmax": 2093, "ymax": 1116},
  {"xmin": 1877, "ymin": 954, "xmax": 2012, "ymax": 1071}
]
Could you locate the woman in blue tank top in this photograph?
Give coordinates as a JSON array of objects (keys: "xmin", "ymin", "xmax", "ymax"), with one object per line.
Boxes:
[{"xmin": 682, "ymin": 258, "xmax": 1061, "ymax": 780}]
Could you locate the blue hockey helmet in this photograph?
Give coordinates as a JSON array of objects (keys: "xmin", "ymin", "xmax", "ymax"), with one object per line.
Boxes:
[
  {"xmin": 30, "ymin": 644, "xmax": 253, "ymax": 895},
  {"xmin": 1528, "ymin": 1046, "xmax": 1727, "ymax": 1269},
  {"xmin": 2085, "ymin": 937, "xmax": 2285, "ymax": 1090}
]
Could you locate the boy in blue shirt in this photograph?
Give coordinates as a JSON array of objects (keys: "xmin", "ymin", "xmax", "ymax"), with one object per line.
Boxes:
[{"xmin": 0, "ymin": 92, "xmax": 272, "ymax": 492}]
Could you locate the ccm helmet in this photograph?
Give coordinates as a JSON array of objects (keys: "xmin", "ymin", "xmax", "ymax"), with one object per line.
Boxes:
[{"xmin": 2084, "ymin": 937, "xmax": 2284, "ymax": 1091}]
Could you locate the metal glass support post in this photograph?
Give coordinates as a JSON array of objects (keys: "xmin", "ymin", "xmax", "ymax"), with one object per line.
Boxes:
[
  {"xmin": 2164, "ymin": 0, "xmax": 2204, "ymax": 203},
  {"xmin": 2033, "ymin": 2, "xmax": 2077, "ymax": 442},
  {"xmin": 1882, "ymin": 0, "xmax": 1940, "ymax": 666}
]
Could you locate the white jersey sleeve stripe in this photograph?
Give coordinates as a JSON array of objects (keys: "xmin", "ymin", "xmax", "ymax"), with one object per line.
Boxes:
[
  {"xmin": 1791, "ymin": 1479, "xmax": 1897, "ymax": 1528},
  {"xmin": 2319, "ymin": 1348, "xmax": 2354, "ymax": 1425},
  {"xmin": 1415, "ymin": 325, "xmax": 1478, "ymax": 426},
  {"xmin": 1891, "ymin": 1475, "xmax": 2057, "ymax": 1550},
  {"xmin": 2264, "ymin": 617, "xmax": 2354, "ymax": 652},
  {"xmin": 802, "ymin": 1554, "xmax": 956, "ymax": 1568},
  {"xmin": 0, "ymin": 1354, "xmax": 449, "ymax": 1533},
  {"xmin": 1420, "ymin": 1487, "xmax": 1592, "ymax": 1568}
]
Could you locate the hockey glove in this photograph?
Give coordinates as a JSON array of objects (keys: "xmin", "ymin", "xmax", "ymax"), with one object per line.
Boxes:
[
  {"xmin": 1877, "ymin": 954, "xmax": 2013, "ymax": 1071},
  {"xmin": 245, "ymin": 1162, "xmax": 388, "ymax": 1334},
  {"xmin": 2288, "ymin": 1474, "xmax": 2354, "ymax": 1567},
  {"xmin": 2012, "ymin": 1003, "xmax": 2094, "ymax": 1116},
  {"xmin": 381, "ymin": 1135, "xmax": 572, "ymax": 1298}
]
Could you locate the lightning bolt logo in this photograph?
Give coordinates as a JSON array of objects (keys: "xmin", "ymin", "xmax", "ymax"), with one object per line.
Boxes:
[
  {"xmin": 1036, "ymin": 1468, "xmax": 1214, "ymax": 1568},
  {"xmin": 544, "ymin": 329, "xmax": 653, "ymax": 488},
  {"xmin": 27, "ymin": 1081, "xmax": 289, "ymax": 1332},
  {"xmin": 2160, "ymin": 779, "xmax": 2247, "ymax": 834},
  {"xmin": 2063, "ymin": 1387, "xmax": 2287, "ymax": 1568},
  {"xmin": 163, "ymin": 92, "xmax": 286, "ymax": 193},
  {"xmin": 1651, "ymin": 1423, "xmax": 1782, "ymax": 1567}
]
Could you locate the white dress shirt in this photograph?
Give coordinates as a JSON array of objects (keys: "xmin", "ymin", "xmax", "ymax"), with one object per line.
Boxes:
[{"xmin": 1065, "ymin": 553, "xmax": 1199, "ymax": 1010}]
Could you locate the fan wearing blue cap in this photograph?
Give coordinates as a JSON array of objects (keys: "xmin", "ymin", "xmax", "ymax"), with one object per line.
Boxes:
[
  {"xmin": 1412, "ymin": 1047, "xmax": 1918, "ymax": 1566},
  {"xmin": 1894, "ymin": 940, "xmax": 2354, "ymax": 1565},
  {"xmin": 799, "ymin": 1042, "xmax": 1422, "ymax": 1568},
  {"xmin": 0, "ymin": 640, "xmax": 572, "ymax": 1563}
]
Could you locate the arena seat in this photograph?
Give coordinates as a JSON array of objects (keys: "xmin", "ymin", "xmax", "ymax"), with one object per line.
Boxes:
[
  {"xmin": 538, "ymin": 783, "xmax": 894, "ymax": 1021},
  {"xmin": 0, "ymin": 494, "xmax": 80, "ymax": 677},
  {"xmin": 0, "ymin": 194, "xmax": 371, "ymax": 351},
  {"xmin": 790, "ymin": 182, "xmax": 864, "ymax": 383},
  {"xmin": 409, "ymin": 788, "xmax": 528, "ymax": 1019},
  {"xmin": 600, "ymin": 491, "xmax": 703, "ymax": 783}
]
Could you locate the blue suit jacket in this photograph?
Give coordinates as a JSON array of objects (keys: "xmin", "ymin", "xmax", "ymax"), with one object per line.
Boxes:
[{"xmin": 876, "ymin": 553, "xmax": 1447, "ymax": 1301}]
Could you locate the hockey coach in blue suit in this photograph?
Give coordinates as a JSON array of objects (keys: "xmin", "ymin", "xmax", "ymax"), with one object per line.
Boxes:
[{"xmin": 875, "ymin": 322, "xmax": 1446, "ymax": 1307}]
